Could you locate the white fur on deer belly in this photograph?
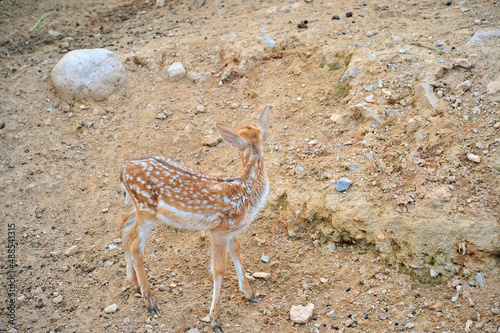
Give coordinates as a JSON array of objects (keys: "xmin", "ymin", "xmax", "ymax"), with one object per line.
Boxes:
[{"xmin": 156, "ymin": 200, "xmax": 220, "ymax": 230}]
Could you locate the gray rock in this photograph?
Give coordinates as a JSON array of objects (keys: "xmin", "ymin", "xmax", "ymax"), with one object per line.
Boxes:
[
  {"xmin": 52, "ymin": 49, "xmax": 127, "ymax": 101},
  {"xmin": 64, "ymin": 245, "xmax": 78, "ymax": 256},
  {"xmin": 262, "ymin": 37, "xmax": 276, "ymax": 48},
  {"xmin": 380, "ymin": 313, "xmax": 387, "ymax": 320},
  {"xmin": 415, "ymin": 82, "xmax": 438, "ymax": 109},
  {"xmin": 475, "ymin": 273, "xmax": 483, "ymax": 286},
  {"xmin": 336, "ymin": 178, "xmax": 352, "ymax": 191},
  {"xmin": 456, "ymin": 80, "xmax": 472, "ymax": 94},
  {"xmin": 467, "ymin": 153, "xmax": 481, "ymax": 163},
  {"xmin": 366, "ymin": 30, "xmax": 378, "ymax": 37},
  {"xmin": 451, "ymin": 296, "xmax": 458, "ymax": 302},
  {"xmin": 342, "ymin": 65, "xmax": 360, "ymax": 81},
  {"xmin": 188, "ymin": 72, "xmax": 211, "ymax": 83},
  {"xmin": 327, "ymin": 310, "xmax": 336, "ymax": 318},
  {"xmin": 430, "ymin": 269, "xmax": 438, "ymax": 277},
  {"xmin": 466, "ymin": 28, "xmax": 500, "ymax": 45},
  {"xmin": 261, "ymin": 254, "xmax": 270, "ymax": 263},
  {"xmin": 487, "ymin": 76, "xmax": 500, "ymax": 101},
  {"xmin": 167, "ymin": 62, "xmax": 186, "ymax": 79},
  {"xmin": 53, "ymin": 295, "xmax": 63, "ymax": 304},
  {"xmin": 405, "ymin": 322, "xmax": 415, "ymax": 329},
  {"xmin": 104, "ymin": 303, "xmax": 118, "ymax": 313}
]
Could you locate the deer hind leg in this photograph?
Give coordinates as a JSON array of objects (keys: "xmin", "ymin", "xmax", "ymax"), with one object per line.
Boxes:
[
  {"xmin": 129, "ymin": 214, "xmax": 159, "ymax": 314},
  {"xmin": 228, "ymin": 236, "xmax": 258, "ymax": 303},
  {"xmin": 209, "ymin": 231, "xmax": 229, "ymax": 332},
  {"xmin": 120, "ymin": 211, "xmax": 139, "ymax": 289}
]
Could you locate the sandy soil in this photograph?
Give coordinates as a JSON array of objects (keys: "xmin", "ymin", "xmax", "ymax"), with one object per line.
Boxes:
[{"xmin": 0, "ymin": 0, "xmax": 499, "ymax": 332}]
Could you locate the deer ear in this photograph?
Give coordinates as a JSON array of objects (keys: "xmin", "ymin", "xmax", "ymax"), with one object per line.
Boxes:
[
  {"xmin": 215, "ymin": 123, "xmax": 247, "ymax": 149},
  {"xmin": 258, "ymin": 104, "xmax": 270, "ymax": 141}
]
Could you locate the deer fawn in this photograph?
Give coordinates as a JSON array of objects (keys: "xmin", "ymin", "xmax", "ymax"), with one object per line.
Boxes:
[{"xmin": 119, "ymin": 105, "xmax": 270, "ymax": 331}]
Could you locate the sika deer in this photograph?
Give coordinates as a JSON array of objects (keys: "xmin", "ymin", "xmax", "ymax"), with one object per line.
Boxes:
[{"xmin": 119, "ymin": 105, "xmax": 270, "ymax": 331}]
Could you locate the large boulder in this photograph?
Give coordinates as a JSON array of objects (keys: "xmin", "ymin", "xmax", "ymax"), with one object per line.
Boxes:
[{"xmin": 51, "ymin": 49, "xmax": 127, "ymax": 100}]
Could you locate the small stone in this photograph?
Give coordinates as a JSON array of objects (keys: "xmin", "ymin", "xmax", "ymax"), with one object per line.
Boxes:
[
  {"xmin": 200, "ymin": 315, "xmax": 211, "ymax": 322},
  {"xmin": 261, "ymin": 254, "xmax": 270, "ymax": 263},
  {"xmin": 104, "ymin": 303, "xmax": 118, "ymax": 313},
  {"xmin": 332, "ymin": 15, "xmax": 340, "ymax": 20},
  {"xmin": 378, "ymin": 4, "xmax": 389, "ymax": 10},
  {"xmin": 405, "ymin": 322, "xmax": 415, "ymax": 329},
  {"xmin": 366, "ymin": 30, "xmax": 378, "ymax": 37},
  {"xmin": 407, "ymin": 118, "xmax": 419, "ymax": 133},
  {"xmin": 123, "ymin": 317, "xmax": 130, "ymax": 325},
  {"xmin": 262, "ymin": 37, "xmax": 276, "ymax": 48},
  {"xmin": 475, "ymin": 273, "xmax": 483, "ymax": 286},
  {"xmin": 446, "ymin": 1, "xmax": 452, "ymax": 5},
  {"xmin": 328, "ymin": 310, "xmax": 336, "ymax": 318},
  {"xmin": 433, "ymin": 302, "xmax": 443, "ymax": 309},
  {"xmin": 167, "ymin": 62, "xmax": 186, "ymax": 79},
  {"xmin": 231, "ymin": 103, "xmax": 239, "ymax": 109},
  {"xmin": 454, "ymin": 58, "xmax": 472, "ymax": 68},
  {"xmin": 196, "ymin": 105, "xmax": 205, "ymax": 113},
  {"xmin": 336, "ymin": 177, "xmax": 352, "ymax": 191},
  {"xmin": 0, "ymin": 122, "xmax": 4, "ymax": 129},
  {"xmin": 430, "ymin": 269, "xmax": 438, "ymax": 277},
  {"xmin": 252, "ymin": 272, "xmax": 271, "ymax": 279},
  {"xmin": 320, "ymin": 278, "xmax": 328, "ymax": 283},
  {"xmin": 380, "ymin": 313, "xmax": 387, "ymax": 320},
  {"xmin": 327, "ymin": 244, "xmax": 336, "ymax": 252},
  {"xmin": 456, "ymin": 80, "xmax": 472, "ymax": 94},
  {"xmin": 346, "ymin": 12, "xmax": 353, "ymax": 17},
  {"xmin": 493, "ymin": 122, "xmax": 500, "ymax": 129},
  {"xmin": 156, "ymin": 112, "xmax": 168, "ymax": 119},
  {"xmin": 451, "ymin": 296, "xmax": 458, "ymax": 302},
  {"xmin": 53, "ymin": 295, "xmax": 63, "ymax": 304},
  {"xmin": 487, "ymin": 76, "xmax": 500, "ymax": 101},
  {"xmin": 296, "ymin": 97, "xmax": 302, "ymax": 102},
  {"xmin": 202, "ymin": 136, "xmax": 222, "ymax": 147},
  {"xmin": 64, "ymin": 245, "xmax": 78, "ymax": 256},
  {"xmin": 49, "ymin": 30, "xmax": 62, "ymax": 37},
  {"xmin": 290, "ymin": 66, "xmax": 302, "ymax": 75},
  {"xmin": 290, "ymin": 303, "xmax": 314, "ymax": 324},
  {"xmin": 467, "ymin": 153, "xmax": 481, "ymax": 163},
  {"xmin": 377, "ymin": 232, "xmax": 385, "ymax": 240}
]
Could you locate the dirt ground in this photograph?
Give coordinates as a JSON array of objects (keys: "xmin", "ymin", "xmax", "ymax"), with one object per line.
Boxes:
[{"xmin": 0, "ymin": 0, "xmax": 499, "ymax": 332}]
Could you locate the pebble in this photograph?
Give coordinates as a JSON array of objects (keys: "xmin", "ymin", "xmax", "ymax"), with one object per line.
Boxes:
[
  {"xmin": 349, "ymin": 164, "xmax": 358, "ymax": 171},
  {"xmin": 405, "ymin": 322, "xmax": 415, "ymax": 329},
  {"xmin": 346, "ymin": 12, "xmax": 353, "ymax": 17},
  {"xmin": 167, "ymin": 62, "xmax": 186, "ymax": 79},
  {"xmin": 252, "ymin": 272, "xmax": 271, "ymax": 279},
  {"xmin": 53, "ymin": 295, "xmax": 63, "ymax": 304},
  {"xmin": 327, "ymin": 243, "xmax": 336, "ymax": 252},
  {"xmin": 475, "ymin": 273, "xmax": 483, "ymax": 286},
  {"xmin": 64, "ymin": 245, "xmax": 78, "ymax": 256},
  {"xmin": 430, "ymin": 269, "xmax": 438, "ymax": 277},
  {"xmin": 261, "ymin": 254, "xmax": 270, "ymax": 263},
  {"xmin": 336, "ymin": 177, "xmax": 352, "ymax": 191},
  {"xmin": 262, "ymin": 37, "xmax": 276, "ymax": 48},
  {"xmin": 466, "ymin": 153, "xmax": 481, "ymax": 163},
  {"xmin": 380, "ymin": 313, "xmax": 387, "ymax": 320},
  {"xmin": 332, "ymin": 15, "xmax": 340, "ymax": 20},
  {"xmin": 104, "ymin": 303, "xmax": 118, "ymax": 313},
  {"xmin": 123, "ymin": 317, "xmax": 130, "ymax": 324},
  {"xmin": 493, "ymin": 122, "xmax": 500, "ymax": 129},
  {"xmin": 290, "ymin": 303, "xmax": 314, "ymax": 324},
  {"xmin": 328, "ymin": 310, "xmax": 336, "ymax": 318},
  {"xmin": 0, "ymin": 122, "xmax": 4, "ymax": 129},
  {"xmin": 366, "ymin": 30, "xmax": 378, "ymax": 37},
  {"xmin": 451, "ymin": 296, "xmax": 458, "ymax": 302}
]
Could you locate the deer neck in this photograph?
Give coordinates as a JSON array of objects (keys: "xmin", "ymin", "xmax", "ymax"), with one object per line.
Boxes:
[{"xmin": 239, "ymin": 145, "xmax": 266, "ymax": 186}]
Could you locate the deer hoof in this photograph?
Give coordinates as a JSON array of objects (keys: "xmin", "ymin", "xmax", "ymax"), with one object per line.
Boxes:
[
  {"xmin": 212, "ymin": 319, "xmax": 223, "ymax": 333},
  {"xmin": 145, "ymin": 298, "xmax": 159, "ymax": 315}
]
